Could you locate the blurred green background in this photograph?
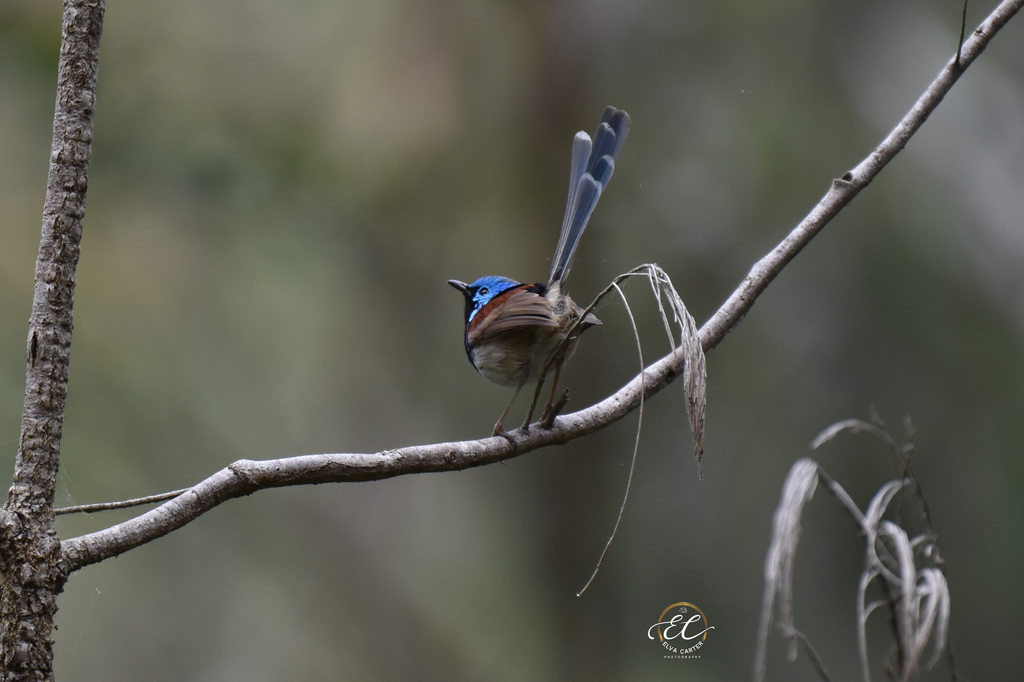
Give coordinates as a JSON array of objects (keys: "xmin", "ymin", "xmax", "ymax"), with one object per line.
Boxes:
[{"xmin": 2, "ymin": 0, "xmax": 1023, "ymax": 679}]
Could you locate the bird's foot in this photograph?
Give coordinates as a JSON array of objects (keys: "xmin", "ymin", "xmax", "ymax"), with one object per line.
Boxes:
[
  {"xmin": 491, "ymin": 424, "xmax": 516, "ymax": 442},
  {"xmin": 540, "ymin": 389, "xmax": 570, "ymax": 429}
]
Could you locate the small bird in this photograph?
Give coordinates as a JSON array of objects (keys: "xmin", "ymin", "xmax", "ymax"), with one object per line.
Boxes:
[{"xmin": 449, "ymin": 106, "xmax": 630, "ymax": 437}]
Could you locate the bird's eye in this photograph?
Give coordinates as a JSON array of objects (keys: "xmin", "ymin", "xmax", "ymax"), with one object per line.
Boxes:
[{"xmin": 479, "ymin": 287, "xmax": 489, "ymax": 296}]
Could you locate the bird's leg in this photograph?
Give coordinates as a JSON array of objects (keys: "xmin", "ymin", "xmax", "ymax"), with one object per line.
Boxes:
[
  {"xmin": 493, "ymin": 379, "xmax": 525, "ymax": 439},
  {"xmin": 539, "ymin": 361, "xmax": 566, "ymax": 428},
  {"xmin": 520, "ymin": 369, "xmax": 550, "ymax": 432}
]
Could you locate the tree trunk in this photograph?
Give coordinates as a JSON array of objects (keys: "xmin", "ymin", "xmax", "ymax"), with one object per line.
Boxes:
[{"xmin": 0, "ymin": 1, "xmax": 104, "ymax": 680}]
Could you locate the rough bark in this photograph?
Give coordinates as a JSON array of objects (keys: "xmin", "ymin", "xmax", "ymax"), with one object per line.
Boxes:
[{"xmin": 0, "ymin": 1, "xmax": 105, "ymax": 680}]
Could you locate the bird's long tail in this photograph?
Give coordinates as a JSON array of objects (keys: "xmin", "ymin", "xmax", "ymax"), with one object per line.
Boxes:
[{"xmin": 548, "ymin": 106, "xmax": 631, "ymax": 286}]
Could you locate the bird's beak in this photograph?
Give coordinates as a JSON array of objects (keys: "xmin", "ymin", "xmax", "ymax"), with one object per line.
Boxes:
[{"xmin": 447, "ymin": 279, "xmax": 470, "ymax": 297}]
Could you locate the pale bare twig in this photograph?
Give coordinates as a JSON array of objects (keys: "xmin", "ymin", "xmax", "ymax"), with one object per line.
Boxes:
[{"xmin": 58, "ymin": 0, "xmax": 1023, "ymax": 574}]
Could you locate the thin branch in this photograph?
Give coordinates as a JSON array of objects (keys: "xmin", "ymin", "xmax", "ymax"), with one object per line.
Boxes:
[
  {"xmin": 59, "ymin": 0, "xmax": 1023, "ymax": 573},
  {"xmin": 815, "ymin": 467, "xmax": 866, "ymax": 527},
  {"xmin": 576, "ymin": 281, "xmax": 646, "ymax": 597},
  {"xmin": 777, "ymin": 624, "xmax": 836, "ymax": 682},
  {"xmin": 55, "ymin": 489, "xmax": 188, "ymax": 516},
  {"xmin": 957, "ymin": 0, "xmax": 970, "ymax": 67}
]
